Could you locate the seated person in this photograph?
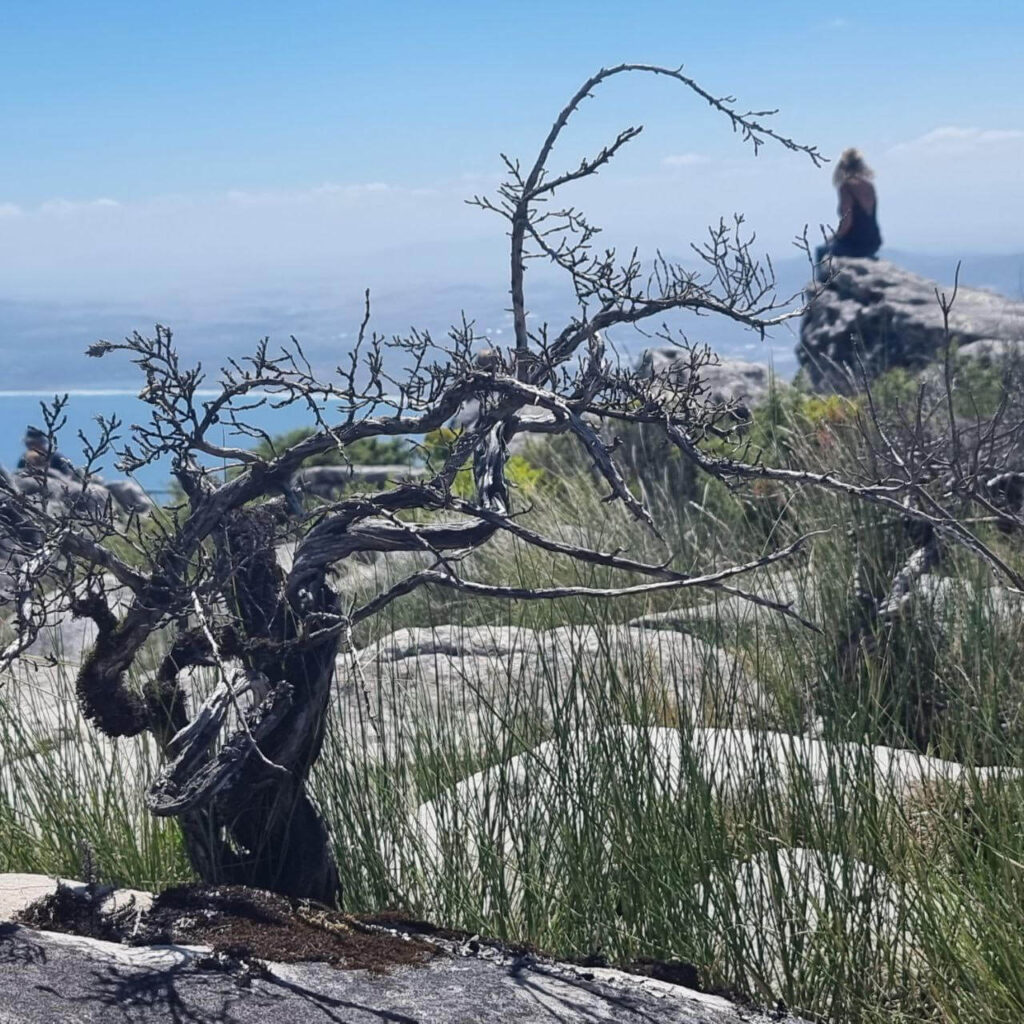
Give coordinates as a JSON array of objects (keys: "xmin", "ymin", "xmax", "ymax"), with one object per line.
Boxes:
[
  {"xmin": 17, "ymin": 425, "xmax": 80, "ymax": 478},
  {"xmin": 815, "ymin": 148, "xmax": 882, "ymax": 280}
]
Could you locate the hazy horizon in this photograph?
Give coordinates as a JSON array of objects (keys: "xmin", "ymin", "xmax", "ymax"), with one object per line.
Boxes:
[{"xmin": 1, "ymin": 246, "xmax": 1020, "ymax": 393}]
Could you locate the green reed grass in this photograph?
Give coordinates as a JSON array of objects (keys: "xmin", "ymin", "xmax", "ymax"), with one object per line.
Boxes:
[{"xmin": 2, "ymin": 402, "xmax": 1024, "ymax": 1022}]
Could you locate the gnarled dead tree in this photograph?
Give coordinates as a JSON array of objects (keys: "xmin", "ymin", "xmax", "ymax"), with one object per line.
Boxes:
[{"xmin": 0, "ymin": 65, "xmax": 840, "ymax": 903}]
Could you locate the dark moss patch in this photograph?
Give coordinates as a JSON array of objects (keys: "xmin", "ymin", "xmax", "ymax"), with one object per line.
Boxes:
[
  {"xmin": 137, "ymin": 885, "xmax": 439, "ymax": 972},
  {"xmin": 19, "ymin": 883, "xmax": 439, "ymax": 973}
]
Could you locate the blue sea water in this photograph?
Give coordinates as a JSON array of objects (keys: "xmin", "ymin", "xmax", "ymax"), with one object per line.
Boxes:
[
  {"xmin": 0, "ymin": 390, "xmax": 345, "ymax": 497},
  {"xmin": 1, "ymin": 348, "xmax": 794, "ymax": 497}
]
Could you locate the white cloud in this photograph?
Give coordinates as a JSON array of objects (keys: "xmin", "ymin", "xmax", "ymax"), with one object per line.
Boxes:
[
  {"xmin": 225, "ymin": 181, "xmax": 424, "ymax": 206},
  {"xmin": 661, "ymin": 152, "xmax": 711, "ymax": 168},
  {"xmin": 888, "ymin": 126, "xmax": 1024, "ymax": 156},
  {"xmin": 877, "ymin": 125, "xmax": 1024, "ymax": 252},
  {"xmin": 0, "ymin": 202, "xmax": 22, "ymax": 218},
  {"xmin": 0, "ymin": 176, "xmax": 495, "ymax": 304},
  {"xmin": 313, "ymin": 181, "xmax": 391, "ymax": 196},
  {"xmin": 38, "ymin": 197, "xmax": 121, "ymax": 215}
]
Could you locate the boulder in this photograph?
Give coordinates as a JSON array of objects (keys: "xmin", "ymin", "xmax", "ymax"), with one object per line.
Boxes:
[
  {"xmin": 630, "ymin": 569, "xmax": 815, "ymax": 631},
  {"xmin": 798, "ymin": 258, "xmax": 1024, "ymax": 391},
  {"xmin": 638, "ymin": 348, "xmax": 774, "ymax": 415},
  {"xmin": 12, "ymin": 469, "xmax": 112, "ymax": 518},
  {"xmin": 103, "ymin": 478, "xmax": 153, "ymax": 513},
  {"xmin": 0, "ymin": 469, "xmax": 151, "ymax": 594}
]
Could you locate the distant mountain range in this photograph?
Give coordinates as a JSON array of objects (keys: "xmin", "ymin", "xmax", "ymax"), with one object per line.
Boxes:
[{"xmin": 1, "ymin": 251, "xmax": 1021, "ymax": 391}]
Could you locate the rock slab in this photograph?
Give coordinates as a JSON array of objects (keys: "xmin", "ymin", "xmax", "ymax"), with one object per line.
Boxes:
[{"xmin": 0, "ymin": 923, "xmax": 793, "ymax": 1023}]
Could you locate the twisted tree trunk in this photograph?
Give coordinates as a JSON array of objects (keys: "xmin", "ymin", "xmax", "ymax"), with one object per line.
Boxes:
[
  {"xmin": 209, "ymin": 506, "xmax": 341, "ymax": 902},
  {"xmin": 143, "ymin": 506, "xmax": 342, "ymax": 904}
]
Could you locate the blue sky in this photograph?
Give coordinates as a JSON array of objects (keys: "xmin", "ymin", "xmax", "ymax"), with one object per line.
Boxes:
[{"xmin": 1, "ymin": 1, "xmax": 1021, "ymax": 309}]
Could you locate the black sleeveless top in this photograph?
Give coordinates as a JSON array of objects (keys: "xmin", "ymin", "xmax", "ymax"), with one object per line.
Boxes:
[{"xmin": 839, "ymin": 184, "xmax": 882, "ymax": 256}]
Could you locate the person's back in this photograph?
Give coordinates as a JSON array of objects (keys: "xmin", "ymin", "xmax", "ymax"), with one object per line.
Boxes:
[
  {"xmin": 815, "ymin": 148, "xmax": 882, "ymax": 278},
  {"xmin": 834, "ymin": 174, "xmax": 881, "ymax": 257},
  {"xmin": 16, "ymin": 425, "xmax": 80, "ymax": 480}
]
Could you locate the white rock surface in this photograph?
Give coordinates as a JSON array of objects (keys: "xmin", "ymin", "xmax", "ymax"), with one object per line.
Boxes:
[
  {"xmin": 3, "ymin": 574, "xmax": 135, "ymax": 664},
  {"xmin": 629, "ymin": 569, "xmax": 817, "ymax": 630},
  {"xmin": 957, "ymin": 337, "xmax": 1024, "ymax": 364},
  {"xmin": 913, "ymin": 573, "xmax": 1024, "ymax": 626},
  {"xmin": 367, "ymin": 623, "xmax": 539, "ymax": 662},
  {"xmin": 337, "ymin": 623, "xmax": 766, "ymax": 762},
  {"xmin": 408, "ymin": 725, "xmax": 1019, "ymax": 907},
  {"xmin": 697, "ymin": 848, "xmax": 912, "ymax": 995}
]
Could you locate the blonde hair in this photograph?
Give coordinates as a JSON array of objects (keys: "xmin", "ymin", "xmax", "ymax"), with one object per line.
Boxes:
[{"xmin": 832, "ymin": 147, "xmax": 874, "ymax": 187}]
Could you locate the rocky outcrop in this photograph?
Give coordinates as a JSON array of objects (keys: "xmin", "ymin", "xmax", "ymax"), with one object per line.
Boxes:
[
  {"xmin": 10, "ymin": 467, "xmax": 153, "ymax": 516},
  {"xmin": 798, "ymin": 258, "xmax": 1024, "ymax": 390},
  {"xmin": 0, "ymin": 467, "xmax": 154, "ymax": 599},
  {"xmin": 101, "ymin": 478, "xmax": 152, "ymax": 513},
  {"xmin": 0, "ymin": 468, "xmax": 149, "ymax": 602}
]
